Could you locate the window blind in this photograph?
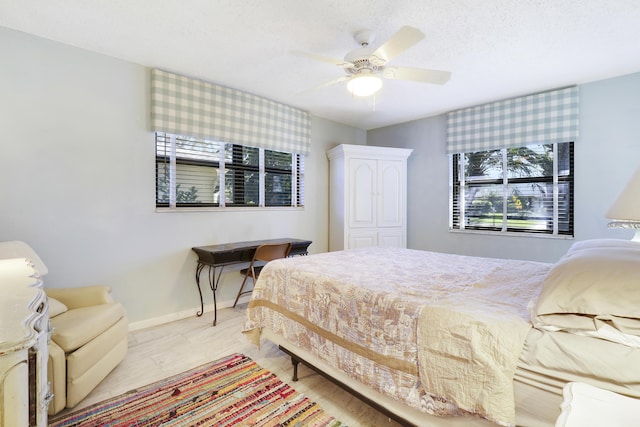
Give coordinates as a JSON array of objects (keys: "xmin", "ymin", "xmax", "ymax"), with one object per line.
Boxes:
[
  {"xmin": 450, "ymin": 142, "xmax": 574, "ymax": 236},
  {"xmin": 151, "ymin": 69, "xmax": 311, "ymax": 155},
  {"xmin": 446, "ymin": 86, "xmax": 579, "ymax": 154}
]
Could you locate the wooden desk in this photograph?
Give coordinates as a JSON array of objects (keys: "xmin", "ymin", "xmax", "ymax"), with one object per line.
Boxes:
[{"xmin": 192, "ymin": 238, "xmax": 312, "ymax": 326}]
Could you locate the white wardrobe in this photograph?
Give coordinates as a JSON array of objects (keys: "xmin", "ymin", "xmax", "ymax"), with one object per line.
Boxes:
[{"xmin": 327, "ymin": 144, "xmax": 412, "ymax": 251}]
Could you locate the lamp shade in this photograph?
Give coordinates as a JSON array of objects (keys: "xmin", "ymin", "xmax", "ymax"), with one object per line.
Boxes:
[
  {"xmin": 607, "ymin": 167, "xmax": 640, "ymax": 222},
  {"xmin": 347, "ymin": 74, "xmax": 382, "ymax": 97}
]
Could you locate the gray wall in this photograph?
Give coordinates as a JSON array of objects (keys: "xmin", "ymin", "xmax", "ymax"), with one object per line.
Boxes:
[
  {"xmin": 368, "ymin": 72, "xmax": 640, "ymax": 263},
  {"xmin": 0, "ymin": 26, "xmax": 366, "ymax": 325}
]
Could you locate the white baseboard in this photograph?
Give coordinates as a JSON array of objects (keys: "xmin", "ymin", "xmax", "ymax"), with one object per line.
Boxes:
[{"xmin": 128, "ymin": 296, "xmax": 251, "ymax": 331}]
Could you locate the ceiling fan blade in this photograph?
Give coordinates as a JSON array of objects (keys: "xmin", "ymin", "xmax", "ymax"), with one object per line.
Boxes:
[
  {"xmin": 383, "ymin": 66, "xmax": 451, "ymax": 85},
  {"xmin": 297, "ymin": 75, "xmax": 351, "ymax": 94},
  {"xmin": 290, "ymin": 50, "xmax": 353, "ymax": 68},
  {"xmin": 369, "ymin": 26, "xmax": 425, "ymax": 65}
]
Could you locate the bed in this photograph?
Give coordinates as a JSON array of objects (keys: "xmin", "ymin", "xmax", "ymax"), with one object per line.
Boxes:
[{"xmin": 243, "ymin": 240, "xmax": 640, "ymax": 426}]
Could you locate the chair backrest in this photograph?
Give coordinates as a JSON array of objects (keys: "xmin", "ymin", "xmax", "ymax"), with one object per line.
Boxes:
[{"xmin": 253, "ymin": 242, "xmax": 292, "ymax": 263}]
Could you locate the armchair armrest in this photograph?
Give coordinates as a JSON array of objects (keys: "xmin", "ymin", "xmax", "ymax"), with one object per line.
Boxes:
[{"xmin": 45, "ymin": 285, "xmax": 114, "ymax": 309}]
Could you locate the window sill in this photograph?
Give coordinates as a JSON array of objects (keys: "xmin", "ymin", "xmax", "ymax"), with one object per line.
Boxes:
[
  {"xmin": 448, "ymin": 228, "xmax": 574, "ymax": 240},
  {"xmin": 155, "ymin": 206, "xmax": 305, "ymax": 213}
]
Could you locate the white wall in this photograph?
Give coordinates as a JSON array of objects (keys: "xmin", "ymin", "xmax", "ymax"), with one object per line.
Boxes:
[
  {"xmin": 368, "ymin": 72, "xmax": 640, "ymax": 263},
  {"xmin": 0, "ymin": 26, "xmax": 366, "ymax": 324}
]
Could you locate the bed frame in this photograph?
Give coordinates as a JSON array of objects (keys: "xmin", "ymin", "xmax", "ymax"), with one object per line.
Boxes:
[
  {"xmin": 262, "ymin": 329, "xmax": 494, "ymax": 427},
  {"xmin": 280, "ymin": 345, "xmax": 417, "ymax": 427}
]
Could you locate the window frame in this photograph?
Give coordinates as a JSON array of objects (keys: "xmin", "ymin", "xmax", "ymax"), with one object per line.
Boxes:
[
  {"xmin": 450, "ymin": 142, "xmax": 574, "ymax": 237},
  {"xmin": 155, "ymin": 132, "xmax": 304, "ymax": 211}
]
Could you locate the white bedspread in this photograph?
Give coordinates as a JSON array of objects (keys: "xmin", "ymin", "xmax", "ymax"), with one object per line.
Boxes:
[
  {"xmin": 244, "ymin": 247, "xmax": 550, "ymax": 426},
  {"xmin": 416, "ymin": 258, "xmax": 550, "ymax": 425}
]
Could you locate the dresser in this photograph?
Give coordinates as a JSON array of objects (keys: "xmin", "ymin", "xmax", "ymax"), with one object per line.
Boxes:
[
  {"xmin": 327, "ymin": 144, "xmax": 412, "ymax": 251},
  {"xmin": 0, "ymin": 258, "xmax": 50, "ymax": 427}
]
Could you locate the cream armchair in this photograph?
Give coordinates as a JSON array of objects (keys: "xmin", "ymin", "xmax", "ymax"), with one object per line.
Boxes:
[
  {"xmin": 0, "ymin": 241, "xmax": 128, "ymax": 415},
  {"xmin": 46, "ymin": 285, "xmax": 128, "ymax": 414}
]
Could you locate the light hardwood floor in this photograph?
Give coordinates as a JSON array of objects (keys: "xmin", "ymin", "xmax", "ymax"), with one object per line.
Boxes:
[{"xmin": 71, "ymin": 305, "xmax": 403, "ymax": 427}]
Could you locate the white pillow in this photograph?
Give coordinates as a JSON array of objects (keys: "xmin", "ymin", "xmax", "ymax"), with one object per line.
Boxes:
[
  {"xmin": 531, "ymin": 239, "xmax": 640, "ymax": 346},
  {"xmin": 566, "ymin": 238, "xmax": 640, "ymax": 254},
  {"xmin": 534, "ymin": 241, "xmax": 640, "ymax": 319}
]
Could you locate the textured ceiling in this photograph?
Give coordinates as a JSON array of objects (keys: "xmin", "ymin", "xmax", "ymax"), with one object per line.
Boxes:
[{"xmin": 2, "ymin": 0, "xmax": 640, "ymax": 130}]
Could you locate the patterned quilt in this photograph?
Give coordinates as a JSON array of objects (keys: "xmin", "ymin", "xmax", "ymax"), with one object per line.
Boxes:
[{"xmin": 243, "ymin": 247, "xmax": 550, "ymax": 426}]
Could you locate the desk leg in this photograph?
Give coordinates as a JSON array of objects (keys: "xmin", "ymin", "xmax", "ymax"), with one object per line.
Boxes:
[
  {"xmin": 195, "ymin": 263, "xmax": 206, "ymax": 317},
  {"xmin": 194, "ymin": 263, "xmax": 225, "ymax": 326},
  {"xmin": 208, "ymin": 265, "xmax": 220, "ymax": 326}
]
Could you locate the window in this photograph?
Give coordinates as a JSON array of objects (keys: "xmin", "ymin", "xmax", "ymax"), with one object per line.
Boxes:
[
  {"xmin": 156, "ymin": 133, "xmax": 304, "ymax": 208},
  {"xmin": 451, "ymin": 142, "xmax": 573, "ymax": 236}
]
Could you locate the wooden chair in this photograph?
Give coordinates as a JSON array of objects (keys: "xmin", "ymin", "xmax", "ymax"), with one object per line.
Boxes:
[{"xmin": 233, "ymin": 242, "xmax": 292, "ymax": 307}]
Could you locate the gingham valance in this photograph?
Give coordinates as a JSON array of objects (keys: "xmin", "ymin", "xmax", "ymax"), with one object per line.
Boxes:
[
  {"xmin": 151, "ymin": 69, "xmax": 311, "ymax": 155},
  {"xmin": 446, "ymin": 86, "xmax": 579, "ymax": 154}
]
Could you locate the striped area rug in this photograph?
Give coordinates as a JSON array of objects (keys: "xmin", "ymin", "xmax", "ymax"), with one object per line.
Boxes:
[{"xmin": 49, "ymin": 353, "xmax": 345, "ymax": 427}]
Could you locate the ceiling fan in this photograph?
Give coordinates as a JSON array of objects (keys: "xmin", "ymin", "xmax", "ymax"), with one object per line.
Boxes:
[{"xmin": 293, "ymin": 26, "xmax": 451, "ymax": 97}]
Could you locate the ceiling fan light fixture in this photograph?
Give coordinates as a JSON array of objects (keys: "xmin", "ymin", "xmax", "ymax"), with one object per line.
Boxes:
[{"xmin": 347, "ymin": 74, "xmax": 382, "ymax": 97}]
